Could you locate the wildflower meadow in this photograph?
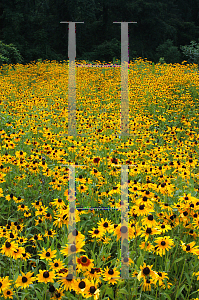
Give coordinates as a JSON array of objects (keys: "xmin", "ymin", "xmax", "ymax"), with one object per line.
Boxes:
[{"xmin": 1, "ymin": 58, "xmax": 199, "ymax": 300}]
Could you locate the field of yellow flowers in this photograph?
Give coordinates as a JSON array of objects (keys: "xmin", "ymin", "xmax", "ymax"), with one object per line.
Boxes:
[{"xmin": 1, "ymin": 58, "xmax": 199, "ymax": 300}]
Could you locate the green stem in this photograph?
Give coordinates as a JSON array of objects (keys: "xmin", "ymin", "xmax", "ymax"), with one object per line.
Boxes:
[
  {"xmin": 174, "ymin": 259, "xmax": 186, "ymax": 300},
  {"xmin": 44, "ymin": 283, "xmax": 48, "ymax": 300},
  {"xmin": 14, "ymin": 286, "xmax": 20, "ymax": 300},
  {"xmin": 185, "ymin": 255, "xmax": 198, "ymax": 299}
]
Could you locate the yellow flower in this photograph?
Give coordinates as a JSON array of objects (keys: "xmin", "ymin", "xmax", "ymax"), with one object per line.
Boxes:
[
  {"xmin": 36, "ymin": 269, "xmax": 56, "ymax": 284},
  {"xmin": 153, "ymin": 236, "xmax": 174, "ymax": 257},
  {"xmin": 39, "ymin": 247, "xmax": 57, "ymax": 261},
  {"xmin": 15, "ymin": 271, "xmax": 36, "ymax": 289},
  {"xmin": 1, "ymin": 240, "xmax": 18, "ymax": 257}
]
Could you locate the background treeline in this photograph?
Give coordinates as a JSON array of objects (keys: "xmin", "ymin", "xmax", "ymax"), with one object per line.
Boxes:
[{"xmin": 1, "ymin": 0, "xmax": 199, "ymax": 67}]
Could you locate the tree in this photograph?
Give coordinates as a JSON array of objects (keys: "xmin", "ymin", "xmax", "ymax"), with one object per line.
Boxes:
[
  {"xmin": 0, "ymin": 40, "xmax": 23, "ymax": 67},
  {"xmin": 180, "ymin": 39, "xmax": 199, "ymax": 66},
  {"xmin": 155, "ymin": 39, "xmax": 182, "ymax": 64}
]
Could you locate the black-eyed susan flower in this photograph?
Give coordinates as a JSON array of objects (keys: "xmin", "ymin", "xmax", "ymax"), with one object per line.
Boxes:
[
  {"xmin": 3, "ymin": 288, "xmax": 13, "ymax": 299},
  {"xmin": 156, "ymin": 271, "xmax": 169, "ymax": 288},
  {"xmin": 44, "ymin": 229, "xmax": 57, "ymax": 240},
  {"xmin": 139, "ymin": 241, "xmax": 155, "ymax": 252},
  {"xmin": 140, "ymin": 276, "xmax": 157, "ymax": 292},
  {"xmin": 133, "ymin": 203, "xmax": 152, "ymax": 216},
  {"xmin": 12, "ymin": 246, "xmax": 25, "ymax": 260},
  {"xmin": 57, "ymin": 273, "xmax": 76, "ymax": 292},
  {"xmin": 97, "ymin": 217, "xmax": 114, "ymax": 233},
  {"xmin": 15, "ymin": 150, "xmax": 27, "ymax": 159},
  {"xmin": 49, "ymin": 259, "xmax": 66, "ymax": 272},
  {"xmin": 31, "ymin": 200, "xmax": 43, "ymax": 209},
  {"xmin": 73, "ymin": 277, "xmax": 90, "ymax": 295},
  {"xmin": 153, "ymin": 236, "xmax": 174, "ymax": 257},
  {"xmin": 35, "ymin": 205, "xmax": 48, "ymax": 217},
  {"xmin": 101, "ymin": 266, "xmax": 121, "ymax": 285},
  {"xmin": 83, "ymin": 278, "xmax": 101, "ymax": 300},
  {"xmin": 140, "ymin": 226, "xmax": 160, "ymax": 242},
  {"xmin": 88, "ymin": 227, "xmax": 105, "ymax": 241},
  {"xmin": 77, "ymin": 184, "xmax": 88, "ymax": 193},
  {"xmin": 21, "ymin": 251, "xmax": 31, "ymax": 261},
  {"xmin": 0, "ymin": 276, "xmax": 12, "ymax": 292},
  {"xmin": 39, "ymin": 247, "xmax": 57, "ymax": 261},
  {"xmin": 142, "ymin": 214, "xmax": 157, "ymax": 227},
  {"xmin": 85, "ymin": 268, "xmax": 102, "ymax": 281},
  {"xmin": 15, "ymin": 271, "xmax": 36, "ymax": 289},
  {"xmin": 1, "ymin": 240, "xmax": 18, "ymax": 257},
  {"xmin": 156, "ymin": 223, "xmax": 172, "ymax": 234},
  {"xmin": 29, "ymin": 233, "xmax": 43, "ymax": 243},
  {"xmin": 5, "ymin": 194, "xmax": 17, "ymax": 202},
  {"xmin": 50, "ymin": 198, "xmax": 65, "ymax": 208},
  {"xmin": 17, "ymin": 203, "xmax": 29, "ymax": 212},
  {"xmin": 181, "ymin": 240, "xmax": 199, "ymax": 255},
  {"xmin": 50, "ymin": 287, "xmax": 65, "ymax": 300},
  {"xmin": 137, "ymin": 262, "xmax": 159, "ymax": 282},
  {"xmin": 93, "ymin": 157, "xmax": 100, "ymax": 164},
  {"xmin": 77, "ymin": 255, "xmax": 94, "ymax": 272},
  {"xmin": 36, "ymin": 269, "xmax": 56, "ymax": 284}
]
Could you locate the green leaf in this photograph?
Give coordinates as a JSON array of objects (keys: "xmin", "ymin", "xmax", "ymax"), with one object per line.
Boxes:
[
  {"xmin": 21, "ymin": 292, "xmax": 30, "ymax": 300},
  {"xmin": 105, "ymin": 287, "xmax": 114, "ymax": 299},
  {"xmin": 161, "ymin": 292, "xmax": 172, "ymax": 300},
  {"xmin": 165, "ymin": 258, "xmax": 170, "ymax": 272},
  {"xmin": 184, "ymin": 272, "xmax": 191, "ymax": 285},
  {"xmin": 13, "ymin": 271, "xmax": 19, "ymax": 283},
  {"xmin": 176, "ymin": 284, "xmax": 185, "ymax": 298},
  {"xmin": 136, "ymin": 254, "xmax": 144, "ymax": 268},
  {"xmin": 145, "ymin": 295, "xmax": 156, "ymax": 299},
  {"xmin": 35, "ymin": 289, "xmax": 43, "ymax": 300},
  {"xmin": 117, "ymin": 288, "xmax": 129, "ymax": 295},
  {"xmin": 174, "ymin": 263, "xmax": 177, "ymax": 274},
  {"xmin": 174, "ymin": 257, "xmax": 184, "ymax": 264},
  {"xmin": 190, "ymin": 290, "xmax": 198, "ymax": 297}
]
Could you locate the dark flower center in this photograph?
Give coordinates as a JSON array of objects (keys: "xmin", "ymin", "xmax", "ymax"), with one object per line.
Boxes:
[
  {"xmin": 5, "ymin": 242, "xmax": 11, "ymax": 248},
  {"xmin": 43, "ymin": 271, "xmax": 49, "ymax": 278},
  {"xmin": 146, "ymin": 228, "xmax": 152, "ymax": 234},
  {"xmin": 81, "ymin": 256, "xmax": 87, "ymax": 263},
  {"xmin": 108, "ymin": 269, "xmax": 114, "ymax": 275},
  {"xmin": 22, "ymin": 276, "xmax": 28, "ymax": 283},
  {"xmin": 79, "ymin": 281, "xmax": 86, "ymax": 289},
  {"xmin": 148, "ymin": 215, "xmax": 153, "ymax": 220},
  {"xmin": 143, "ymin": 267, "xmax": 150, "ymax": 275},
  {"xmin": 90, "ymin": 286, "xmax": 96, "ymax": 294},
  {"xmin": 161, "ymin": 241, "xmax": 166, "ymax": 246}
]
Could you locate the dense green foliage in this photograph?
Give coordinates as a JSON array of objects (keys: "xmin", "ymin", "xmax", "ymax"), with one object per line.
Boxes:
[{"xmin": 1, "ymin": 0, "xmax": 199, "ymax": 65}]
